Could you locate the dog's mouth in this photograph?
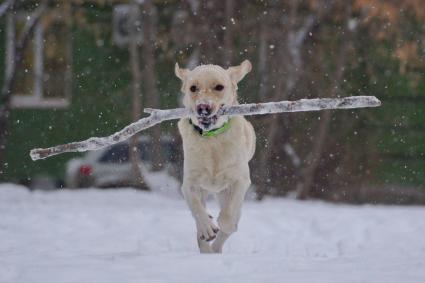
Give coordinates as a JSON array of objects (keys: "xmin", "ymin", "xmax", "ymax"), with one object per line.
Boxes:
[
  {"xmin": 197, "ymin": 115, "xmax": 218, "ymax": 130},
  {"xmin": 195, "ymin": 104, "xmax": 225, "ymax": 130}
]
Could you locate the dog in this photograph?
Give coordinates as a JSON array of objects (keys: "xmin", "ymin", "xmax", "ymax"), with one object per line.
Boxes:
[{"xmin": 175, "ymin": 60, "xmax": 256, "ymax": 253}]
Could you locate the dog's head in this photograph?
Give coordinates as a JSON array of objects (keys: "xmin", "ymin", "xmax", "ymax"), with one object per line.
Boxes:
[{"xmin": 175, "ymin": 60, "xmax": 252, "ymax": 130}]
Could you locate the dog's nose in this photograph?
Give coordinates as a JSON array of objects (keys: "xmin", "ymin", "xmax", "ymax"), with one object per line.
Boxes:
[{"xmin": 196, "ymin": 104, "xmax": 212, "ymax": 116}]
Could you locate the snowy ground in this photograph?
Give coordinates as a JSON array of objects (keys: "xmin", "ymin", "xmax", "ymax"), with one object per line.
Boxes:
[{"xmin": 1, "ymin": 183, "xmax": 425, "ymax": 283}]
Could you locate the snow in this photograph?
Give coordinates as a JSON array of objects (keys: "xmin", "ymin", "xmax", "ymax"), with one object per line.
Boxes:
[{"xmin": 1, "ymin": 183, "xmax": 424, "ymax": 283}]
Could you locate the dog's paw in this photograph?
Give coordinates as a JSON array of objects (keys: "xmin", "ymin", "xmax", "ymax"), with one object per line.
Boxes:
[{"xmin": 197, "ymin": 217, "xmax": 219, "ymax": 242}]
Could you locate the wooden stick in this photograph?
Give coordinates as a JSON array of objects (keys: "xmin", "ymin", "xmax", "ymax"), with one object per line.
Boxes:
[{"xmin": 30, "ymin": 96, "xmax": 381, "ymax": 160}]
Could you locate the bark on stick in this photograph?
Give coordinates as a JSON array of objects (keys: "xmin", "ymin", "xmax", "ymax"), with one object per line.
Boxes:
[{"xmin": 30, "ymin": 96, "xmax": 381, "ymax": 161}]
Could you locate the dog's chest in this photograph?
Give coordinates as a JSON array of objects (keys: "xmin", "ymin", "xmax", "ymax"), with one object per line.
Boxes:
[
  {"xmin": 187, "ymin": 134, "xmax": 241, "ymax": 173},
  {"xmin": 179, "ymin": 119, "xmax": 249, "ymax": 191},
  {"xmin": 189, "ymin": 143, "xmax": 242, "ymax": 191}
]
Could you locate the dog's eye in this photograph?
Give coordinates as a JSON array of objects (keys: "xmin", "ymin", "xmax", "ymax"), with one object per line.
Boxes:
[
  {"xmin": 215, "ymin": 84, "xmax": 224, "ymax": 91},
  {"xmin": 190, "ymin": 85, "xmax": 197, "ymax": 93}
]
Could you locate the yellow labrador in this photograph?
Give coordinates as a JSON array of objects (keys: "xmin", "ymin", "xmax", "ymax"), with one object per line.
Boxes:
[{"xmin": 175, "ymin": 60, "xmax": 256, "ymax": 253}]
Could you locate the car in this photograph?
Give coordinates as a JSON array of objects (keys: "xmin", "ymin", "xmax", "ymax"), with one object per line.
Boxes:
[{"xmin": 65, "ymin": 135, "xmax": 180, "ymax": 188}]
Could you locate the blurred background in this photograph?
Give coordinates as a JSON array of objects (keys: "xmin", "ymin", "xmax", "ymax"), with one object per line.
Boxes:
[{"xmin": 0, "ymin": 0, "xmax": 424, "ymax": 204}]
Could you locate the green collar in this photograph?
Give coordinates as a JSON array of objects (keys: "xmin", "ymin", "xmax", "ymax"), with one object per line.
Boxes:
[{"xmin": 189, "ymin": 119, "xmax": 231, "ymax": 137}]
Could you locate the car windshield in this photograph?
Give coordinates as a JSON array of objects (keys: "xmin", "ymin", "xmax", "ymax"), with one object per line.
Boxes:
[
  {"xmin": 98, "ymin": 141, "xmax": 152, "ymax": 163},
  {"xmin": 98, "ymin": 144, "xmax": 129, "ymax": 163}
]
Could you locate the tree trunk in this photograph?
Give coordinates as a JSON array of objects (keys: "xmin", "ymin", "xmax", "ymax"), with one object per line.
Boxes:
[
  {"xmin": 222, "ymin": 0, "xmax": 234, "ymax": 67},
  {"xmin": 0, "ymin": 106, "xmax": 10, "ymax": 179},
  {"xmin": 142, "ymin": 0, "xmax": 163, "ymax": 171},
  {"xmin": 0, "ymin": 1, "xmax": 47, "ymax": 179},
  {"xmin": 258, "ymin": 19, "xmax": 269, "ymax": 100},
  {"xmin": 255, "ymin": 3, "xmax": 313, "ymax": 199},
  {"xmin": 128, "ymin": 2, "xmax": 148, "ymax": 190},
  {"xmin": 255, "ymin": 63, "xmax": 286, "ymax": 200},
  {"xmin": 296, "ymin": 5, "xmax": 353, "ymax": 199},
  {"xmin": 195, "ymin": 0, "xmax": 217, "ymax": 63}
]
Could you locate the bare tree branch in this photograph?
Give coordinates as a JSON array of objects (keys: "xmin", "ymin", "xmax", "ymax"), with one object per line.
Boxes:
[
  {"xmin": 1, "ymin": 1, "xmax": 48, "ymax": 104},
  {"xmin": 18, "ymin": 2, "xmax": 47, "ymax": 45},
  {"xmin": 0, "ymin": 0, "xmax": 14, "ymax": 19},
  {"xmin": 29, "ymin": 96, "xmax": 381, "ymax": 161}
]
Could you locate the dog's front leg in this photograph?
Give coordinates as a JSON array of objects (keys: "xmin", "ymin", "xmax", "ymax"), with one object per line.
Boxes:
[
  {"xmin": 212, "ymin": 179, "xmax": 250, "ymax": 253},
  {"xmin": 181, "ymin": 183, "xmax": 218, "ymax": 253}
]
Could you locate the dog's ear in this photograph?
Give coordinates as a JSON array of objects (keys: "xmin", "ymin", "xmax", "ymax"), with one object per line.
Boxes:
[
  {"xmin": 227, "ymin": 60, "xmax": 252, "ymax": 84},
  {"xmin": 175, "ymin": 63, "xmax": 189, "ymax": 81}
]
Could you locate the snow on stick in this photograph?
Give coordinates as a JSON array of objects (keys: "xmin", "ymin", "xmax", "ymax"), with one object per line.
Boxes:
[{"xmin": 30, "ymin": 96, "xmax": 381, "ymax": 160}]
